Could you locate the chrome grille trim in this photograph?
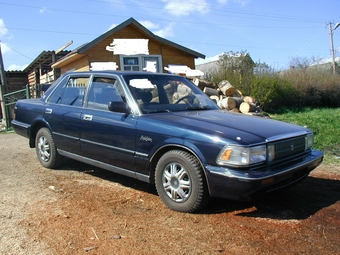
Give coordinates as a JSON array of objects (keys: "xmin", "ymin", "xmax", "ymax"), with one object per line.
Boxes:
[
  {"xmin": 269, "ymin": 136, "xmax": 306, "ymax": 161},
  {"xmin": 265, "ymin": 131, "xmax": 308, "ymax": 143}
]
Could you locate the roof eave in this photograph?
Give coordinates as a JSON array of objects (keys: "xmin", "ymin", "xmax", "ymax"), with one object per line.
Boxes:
[
  {"xmin": 51, "ymin": 53, "xmax": 85, "ymax": 68},
  {"xmin": 75, "ymin": 17, "xmax": 205, "ymax": 59}
]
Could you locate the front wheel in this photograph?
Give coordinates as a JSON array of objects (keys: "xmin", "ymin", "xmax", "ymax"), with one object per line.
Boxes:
[
  {"xmin": 35, "ymin": 128, "xmax": 63, "ymax": 169},
  {"xmin": 155, "ymin": 150, "xmax": 209, "ymax": 212}
]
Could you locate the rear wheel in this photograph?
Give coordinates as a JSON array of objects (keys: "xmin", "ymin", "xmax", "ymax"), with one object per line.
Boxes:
[
  {"xmin": 155, "ymin": 150, "xmax": 209, "ymax": 212},
  {"xmin": 35, "ymin": 128, "xmax": 63, "ymax": 169}
]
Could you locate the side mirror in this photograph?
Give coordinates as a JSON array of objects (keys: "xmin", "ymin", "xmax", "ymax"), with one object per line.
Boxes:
[{"xmin": 108, "ymin": 101, "xmax": 130, "ymax": 114}]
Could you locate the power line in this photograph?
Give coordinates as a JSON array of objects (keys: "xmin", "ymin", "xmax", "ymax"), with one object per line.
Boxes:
[
  {"xmin": 0, "ymin": 41, "xmax": 33, "ymax": 60},
  {"xmin": 0, "ymin": 26, "xmax": 98, "ymax": 36},
  {"xmin": 0, "ymin": 1, "xmax": 326, "ymax": 26},
  {"xmin": 85, "ymin": 0, "xmax": 326, "ymax": 23},
  {"xmin": 0, "ymin": 1, "xmax": 333, "ymax": 63}
]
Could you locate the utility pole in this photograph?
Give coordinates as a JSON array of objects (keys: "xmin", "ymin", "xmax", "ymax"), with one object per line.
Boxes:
[
  {"xmin": 0, "ymin": 41, "xmax": 8, "ymax": 123},
  {"xmin": 328, "ymin": 22, "xmax": 340, "ymax": 75}
]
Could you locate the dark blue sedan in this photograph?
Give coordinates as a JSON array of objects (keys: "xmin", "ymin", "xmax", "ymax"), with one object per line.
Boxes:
[{"xmin": 12, "ymin": 71, "xmax": 323, "ymax": 212}]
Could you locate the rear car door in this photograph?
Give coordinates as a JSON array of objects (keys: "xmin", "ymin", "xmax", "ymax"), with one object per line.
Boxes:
[
  {"xmin": 44, "ymin": 74, "xmax": 89, "ymax": 154},
  {"xmin": 80, "ymin": 75, "xmax": 137, "ymax": 170}
]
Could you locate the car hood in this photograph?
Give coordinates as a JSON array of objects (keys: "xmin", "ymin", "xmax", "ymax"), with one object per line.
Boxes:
[{"xmin": 143, "ymin": 110, "xmax": 310, "ymax": 145}]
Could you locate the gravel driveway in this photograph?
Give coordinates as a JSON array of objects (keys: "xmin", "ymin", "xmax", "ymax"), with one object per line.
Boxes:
[{"xmin": 1, "ymin": 133, "xmax": 339, "ymax": 254}]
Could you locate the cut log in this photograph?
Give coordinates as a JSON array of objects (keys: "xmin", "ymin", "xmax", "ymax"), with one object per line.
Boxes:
[
  {"xmin": 232, "ymin": 89, "xmax": 243, "ymax": 97},
  {"xmin": 244, "ymin": 112, "xmax": 264, "ymax": 117},
  {"xmin": 210, "ymin": 95, "xmax": 219, "ymax": 103},
  {"xmin": 239, "ymin": 102, "xmax": 257, "ymax": 114},
  {"xmin": 243, "ymin": 96, "xmax": 256, "ymax": 104},
  {"xmin": 194, "ymin": 78, "xmax": 215, "ymax": 90},
  {"xmin": 217, "ymin": 100, "xmax": 223, "ymax": 109},
  {"xmin": 229, "ymin": 108, "xmax": 240, "ymax": 113},
  {"xmin": 218, "ymin": 80, "xmax": 235, "ymax": 96},
  {"xmin": 232, "ymin": 97, "xmax": 244, "ymax": 108},
  {"xmin": 203, "ymin": 87, "xmax": 219, "ymax": 97},
  {"xmin": 220, "ymin": 97, "xmax": 236, "ymax": 110}
]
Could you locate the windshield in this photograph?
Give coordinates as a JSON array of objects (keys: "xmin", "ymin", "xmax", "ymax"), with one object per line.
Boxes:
[{"xmin": 122, "ymin": 74, "xmax": 219, "ymax": 113}]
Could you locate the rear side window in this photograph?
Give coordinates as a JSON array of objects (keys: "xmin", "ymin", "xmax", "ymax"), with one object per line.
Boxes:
[
  {"xmin": 48, "ymin": 76, "xmax": 89, "ymax": 106},
  {"xmin": 87, "ymin": 77, "xmax": 125, "ymax": 111}
]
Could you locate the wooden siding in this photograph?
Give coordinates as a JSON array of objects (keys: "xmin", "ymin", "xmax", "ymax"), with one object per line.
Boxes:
[
  {"xmin": 5, "ymin": 72, "xmax": 28, "ymax": 93},
  {"xmin": 60, "ymin": 55, "xmax": 90, "ymax": 74},
  {"xmin": 27, "ymin": 70, "xmax": 37, "ymax": 86},
  {"xmin": 61, "ymin": 25, "xmax": 196, "ymax": 74}
]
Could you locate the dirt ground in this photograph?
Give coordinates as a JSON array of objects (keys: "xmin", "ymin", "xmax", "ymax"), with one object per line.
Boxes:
[{"xmin": 0, "ymin": 133, "xmax": 339, "ymax": 255}]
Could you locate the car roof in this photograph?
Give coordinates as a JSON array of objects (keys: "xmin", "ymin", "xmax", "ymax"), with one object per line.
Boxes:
[{"xmin": 63, "ymin": 71, "xmax": 181, "ymax": 77}]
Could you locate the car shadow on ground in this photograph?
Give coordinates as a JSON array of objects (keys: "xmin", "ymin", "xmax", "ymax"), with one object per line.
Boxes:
[
  {"xmin": 60, "ymin": 159, "xmax": 339, "ymax": 220},
  {"xmin": 202, "ymin": 176, "xmax": 340, "ymax": 220},
  {"xmin": 60, "ymin": 158, "xmax": 158, "ymax": 194}
]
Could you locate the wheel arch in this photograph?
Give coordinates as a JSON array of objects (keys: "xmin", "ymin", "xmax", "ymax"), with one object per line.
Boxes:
[
  {"xmin": 28, "ymin": 119, "xmax": 51, "ymax": 148},
  {"xmin": 148, "ymin": 142, "xmax": 211, "ymax": 194}
]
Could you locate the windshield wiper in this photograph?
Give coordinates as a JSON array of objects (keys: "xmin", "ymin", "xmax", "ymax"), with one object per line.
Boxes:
[
  {"xmin": 144, "ymin": 109, "xmax": 171, "ymax": 113},
  {"xmin": 186, "ymin": 106, "xmax": 211, "ymax": 110}
]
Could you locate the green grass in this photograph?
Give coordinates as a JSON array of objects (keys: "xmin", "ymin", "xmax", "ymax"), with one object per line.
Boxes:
[{"xmin": 271, "ymin": 108, "xmax": 340, "ymax": 164}]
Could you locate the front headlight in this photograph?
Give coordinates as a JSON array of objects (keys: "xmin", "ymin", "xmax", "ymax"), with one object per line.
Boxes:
[{"xmin": 216, "ymin": 145, "xmax": 266, "ymax": 166}]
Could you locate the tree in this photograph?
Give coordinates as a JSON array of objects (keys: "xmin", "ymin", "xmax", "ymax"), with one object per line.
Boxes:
[{"xmin": 216, "ymin": 50, "xmax": 255, "ymax": 94}]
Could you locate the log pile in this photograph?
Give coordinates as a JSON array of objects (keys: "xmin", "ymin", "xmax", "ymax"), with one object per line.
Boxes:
[{"xmin": 196, "ymin": 79, "xmax": 267, "ymax": 117}]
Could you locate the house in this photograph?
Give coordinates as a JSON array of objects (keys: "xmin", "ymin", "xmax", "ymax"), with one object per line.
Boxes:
[
  {"xmin": 52, "ymin": 17, "xmax": 205, "ymax": 75},
  {"xmin": 4, "ymin": 17, "xmax": 205, "ymax": 98},
  {"xmin": 196, "ymin": 60, "xmax": 219, "ymax": 78},
  {"xmin": 24, "ymin": 50, "xmax": 71, "ymax": 86},
  {"xmin": 2, "ymin": 18, "xmax": 205, "ymax": 124},
  {"xmin": 196, "ymin": 52, "xmax": 255, "ymax": 79}
]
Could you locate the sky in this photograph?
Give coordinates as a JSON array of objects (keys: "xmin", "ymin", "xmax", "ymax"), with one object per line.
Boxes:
[{"xmin": 0, "ymin": 0, "xmax": 339, "ymax": 71}]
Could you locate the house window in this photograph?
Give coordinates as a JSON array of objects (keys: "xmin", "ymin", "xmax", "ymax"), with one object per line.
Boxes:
[
  {"xmin": 120, "ymin": 55, "xmax": 162, "ymax": 72},
  {"xmin": 123, "ymin": 57, "xmax": 140, "ymax": 71}
]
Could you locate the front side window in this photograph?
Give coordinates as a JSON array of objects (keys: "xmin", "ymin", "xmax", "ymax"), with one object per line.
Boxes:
[
  {"xmin": 123, "ymin": 74, "xmax": 219, "ymax": 113},
  {"xmin": 48, "ymin": 76, "xmax": 89, "ymax": 106}
]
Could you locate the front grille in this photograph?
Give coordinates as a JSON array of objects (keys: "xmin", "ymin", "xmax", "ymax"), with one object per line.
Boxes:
[{"xmin": 271, "ymin": 136, "xmax": 306, "ymax": 161}]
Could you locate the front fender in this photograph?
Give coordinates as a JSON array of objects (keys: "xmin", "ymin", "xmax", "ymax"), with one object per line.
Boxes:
[{"xmin": 149, "ymin": 137, "xmax": 207, "ymax": 165}]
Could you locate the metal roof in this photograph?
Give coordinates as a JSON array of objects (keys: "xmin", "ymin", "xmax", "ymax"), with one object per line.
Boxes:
[{"xmin": 23, "ymin": 50, "xmax": 71, "ymax": 73}]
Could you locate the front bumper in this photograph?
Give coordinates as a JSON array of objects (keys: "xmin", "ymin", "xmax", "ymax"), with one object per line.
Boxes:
[{"xmin": 204, "ymin": 149, "xmax": 324, "ymax": 201}]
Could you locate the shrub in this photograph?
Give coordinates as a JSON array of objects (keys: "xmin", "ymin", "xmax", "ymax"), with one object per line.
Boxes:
[
  {"xmin": 250, "ymin": 75, "xmax": 298, "ymax": 111},
  {"xmin": 282, "ymin": 67, "xmax": 340, "ymax": 108},
  {"xmin": 206, "ymin": 55, "xmax": 340, "ymax": 111}
]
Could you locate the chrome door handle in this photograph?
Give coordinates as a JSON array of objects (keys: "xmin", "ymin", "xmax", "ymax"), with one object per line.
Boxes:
[
  {"xmin": 45, "ymin": 108, "xmax": 53, "ymax": 114},
  {"xmin": 83, "ymin": 114, "xmax": 93, "ymax": 121}
]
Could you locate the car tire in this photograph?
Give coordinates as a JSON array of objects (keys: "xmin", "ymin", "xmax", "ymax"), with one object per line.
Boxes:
[
  {"xmin": 35, "ymin": 128, "xmax": 63, "ymax": 169},
  {"xmin": 155, "ymin": 150, "xmax": 210, "ymax": 213}
]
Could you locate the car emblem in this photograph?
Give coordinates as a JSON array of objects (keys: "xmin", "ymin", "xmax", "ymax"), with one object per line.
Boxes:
[
  {"xmin": 140, "ymin": 135, "xmax": 153, "ymax": 142},
  {"xmin": 290, "ymin": 143, "xmax": 294, "ymax": 151}
]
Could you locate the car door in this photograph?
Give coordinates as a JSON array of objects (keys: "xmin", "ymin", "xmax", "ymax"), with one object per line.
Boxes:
[
  {"xmin": 44, "ymin": 74, "xmax": 89, "ymax": 154},
  {"xmin": 80, "ymin": 75, "xmax": 137, "ymax": 171}
]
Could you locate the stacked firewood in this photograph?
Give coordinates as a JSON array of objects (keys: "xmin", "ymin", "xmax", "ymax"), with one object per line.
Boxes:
[{"xmin": 194, "ymin": 78, "xmax": 266, "ymax": 117}]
